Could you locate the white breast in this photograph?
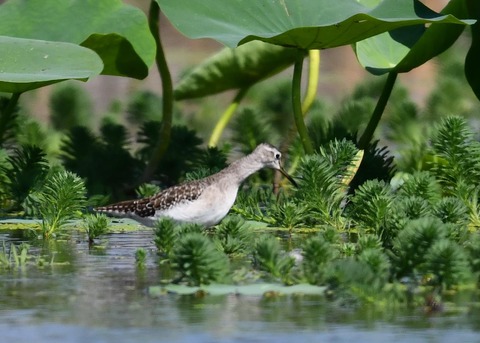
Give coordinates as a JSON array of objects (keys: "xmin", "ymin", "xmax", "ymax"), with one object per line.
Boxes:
[{"xmin": 154, "ymin": 181, "xmax": 239, "ymax": 227}]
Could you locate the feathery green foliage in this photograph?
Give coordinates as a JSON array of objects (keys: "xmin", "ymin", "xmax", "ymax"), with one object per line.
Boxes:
[
  {"xmin": 50, "ymin": 83, "xmax": 92, "ymax": 130},
  {"xmin": 430, "ymin": 116, "xmax": 480, "ymax": 193},
  {"xmin": 126, "ymin": 90, "xmax": 162, "ymax": 125},
  {"xmin": 422, "ymin": 239, "xmax": 470, "ymax": 289},
  {"xmin": 185, "ymin": 146, "xmax": 228, "ymax": 182},
  {"xmin": 254, "ymin": 235, "xmax": 295, "ymax": 284},
  {"xmin": 396, "ymin": 196, "xmax": 432, "ymax": 220},
  {"xmin": 269, "ymin": 200, "xmax": 309, "ymax": 230},
  {"xmin": 232, "ymin": 108, "xmax": 275, "ymax": 153},
  {"xmin": 213, "ymin": 216, "xmax": 253, "ymax": 256},
  {"xmin": 348, "ymin": 141, "xmax": 395, "ymax": 192},
  {"xmin": 62, "ymin": 124, "xmax": 141, "ymax": 198},
  {"xmin": 136, "ymin": 183, "xmax": 161, "ymax": 198},
  {"xmin": 466, "ymin": 234, "xmax": 480, "ymax": 280},
  {"xmin": 0, "ymin": 96, "xmax": 19, "ymax": 147},
  {"xmin": 37, "ymin": 170, "xmax": 86, "ymax": 239},
  {"xmin": 432, "ymin": 197, "xmax": 469, "ymax": 225},
  {"xmin": 302, "ymin": 234, "xmax": 338, "ymax": 285},
  {"xmin": 350, "ymin": 180, "xmax": 394, "ymax": 235},
  {"xmin": 232, "ymin": 187, "xmax": 276, "ymax": 223},
  {"xmin": 390, "ymin": 217, "xmax": 447, "ymax": 279},
  {"xmin": 171, "ymin": 233, "xmax": 229, "ymax": 286},
  {"xmin": 137, "ymin": 123, "xmax": 203, "ymax": 185},
  {"xmin": 358, "ymin": 248, "xmax": 390, "ymax": 289},
  {"xmin": 397, "ymin": 171, "xmax": 441, "ymax": 202},
  {"xmin": 0, "ymin": 145, "xmax": 49, "ymax": 211},
  {"xmin": 154, "ymin": 218, "xmax": 177, "ymax": 257},
  {"xmin": 82, "ymin": 213, "xmax": 109, "ymax": 244},
  {"xmin": 356, "ymin": 234, "xmax": 382, "ymax": 254},
  {"xmin": 294, "ymin": 152, "xmax": 346, "ymax": 226},
  {"xmin": 135, "ymin": 248, "xmax": 147, "ymax": 268}
]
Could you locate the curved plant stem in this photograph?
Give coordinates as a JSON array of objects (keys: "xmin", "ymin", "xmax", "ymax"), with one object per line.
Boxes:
[
  {"xmin": 208, "ymin": 87, "xmax": 249, "ymax": 147},
  {"xmin": 292, "ymin": 50, "xmax": 314, "ymax": 155},
  {"xmin": 301, "ymin": 49, "xmax": 320, "ymax": 115},
  {"xmin": 274, "ymin": 49, "xmax": 320, "ymax": 191},
  {"xmin": 142, "ymin": 1, "xmax": 173, "ymax": 182},
  {"xmin": 0, "ymin": 92, "xmax": 21, "ymax": 145},
  {"xmin": 358, "ymin": 71, "xmax": 398, "ymax": 149}
]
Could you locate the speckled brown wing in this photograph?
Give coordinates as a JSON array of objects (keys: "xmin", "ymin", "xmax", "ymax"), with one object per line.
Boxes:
[
  {"xmin": 149, "ymin": 179, "xmax": 209, "ymax": 211},
  {"xmin": 95, "ymin": 179, "xmax": 210, "ymax": 218}
]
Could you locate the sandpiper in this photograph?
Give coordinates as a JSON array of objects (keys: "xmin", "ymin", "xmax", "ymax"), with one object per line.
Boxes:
[{"xmin": 94, "ymin": 143, "xmax": 296, "ymax": 227}]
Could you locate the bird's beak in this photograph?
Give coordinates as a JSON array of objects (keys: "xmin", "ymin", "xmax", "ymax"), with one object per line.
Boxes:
[{"xmin": 279, "ymin": 166, "xmax": 298, "ymax": 188}]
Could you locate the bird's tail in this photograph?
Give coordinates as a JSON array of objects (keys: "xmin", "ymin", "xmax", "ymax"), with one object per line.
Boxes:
[{"xmin": 94, "ymin": 198, "xmax": 154, "ymax": 218}]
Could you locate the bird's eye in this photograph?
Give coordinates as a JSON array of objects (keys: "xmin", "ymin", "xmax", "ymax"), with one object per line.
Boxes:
[{"xmin": 275, "ymin": 153, "xmax": 281, "ymax": 160}]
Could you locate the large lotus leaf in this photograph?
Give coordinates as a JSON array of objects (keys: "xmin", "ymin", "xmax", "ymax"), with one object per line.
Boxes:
[
  {"xmin": 0, "ymin": 36, "xmax": 103, "ymax": 93},
  {"xmin": 356, "ymin": 0, "xmax": 473, "ymax": 74},
  {"xmin": 156, "ymin": 0, "xmax": 473, "ymax": 50},
  {"xmin": 0, "ymin": 0, "xmax": 155, "ymax": 79},
  {"xmin": 465, "ymin": 1, "xmax": 480, "ymax": 101},
  {"xmin": 174, "ymin": 41, "xmax": 302, "ymax": 100}
]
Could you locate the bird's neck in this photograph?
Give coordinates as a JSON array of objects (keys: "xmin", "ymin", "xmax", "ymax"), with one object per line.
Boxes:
[{"xmin": 220, "ymin": 153, "xmax": 262, "ymax": 185}]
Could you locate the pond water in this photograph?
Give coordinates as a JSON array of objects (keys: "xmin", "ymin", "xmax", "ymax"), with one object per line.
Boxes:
[{"xmin": 1, "ymin": 225, "xmax": 480, "ymax": 343}]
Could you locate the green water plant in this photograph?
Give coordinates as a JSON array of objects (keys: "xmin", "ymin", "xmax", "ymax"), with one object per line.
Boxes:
[
  {"xmin": 430, "ymin": 116, "xmax": 480, "ymax": 194},
  {"xmin": 0, "ymin": 241, "xmax": 29, "ymax": 269},
  {"xmin": 254, "ymin": 235, "xmax": 295, "ymax": 284},
  {"xmin": 350, "ymin": 179, "xmax": 394, "ymax": 237},
  {"xmin": 82, "ymin": 213, "xmax": 110, "ymax": 245},
  {"xmin": 422, "ymin": 239, "xmax": 470, "ymax": 290},
  {"xmin": 171, "ymin": 232, "xmax": 229, "ymax": 286},
  {"xmin": 135, "ymin": 248, "xmax": 147, "ymax": 268},
  {"xmin": 136, "ymin": 183, "xmax": 161, "ymax": 198},
  {"xmin": 0, "ymin": 95, "xmax": 19, "ymax": 146},
  {"xmin": 213, "ymin": 215, "xmax": 253, "ymax": 256},
  {"xmin": 37, "ymin": 170, "xmax": 86, "ymax": 239},
  {"xmin": 302, "ymin": 234, "xmax": 338, "ymax": 285},
  {"xmin": 0, "ymin": 145, "xmax": 49, "ymax": 212},
  {"xmin": 154, "ymin": 218, "xmax": 176, "ymax": 257},
  {"xmin": 50, "ymin": 83, "xmax": 93, "ymax": 131},
  {"xmin": 390, "ymin": 217, "xmax": 448, "ymax": 280}
]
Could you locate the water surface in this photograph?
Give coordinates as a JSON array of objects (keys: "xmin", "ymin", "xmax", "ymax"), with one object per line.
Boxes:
[{"xmin": 1, "ymin": 228, "xmax": 479, "ymax": 343}]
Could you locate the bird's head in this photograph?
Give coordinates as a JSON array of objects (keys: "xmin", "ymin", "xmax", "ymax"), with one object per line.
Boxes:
[{"xmin": 253, "ymin": 143, "xmax": 297, "ymax": 187}]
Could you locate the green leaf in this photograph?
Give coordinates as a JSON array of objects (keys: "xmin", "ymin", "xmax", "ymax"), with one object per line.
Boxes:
[
  {"xmin": 175, "ymin": 41, "xmax": 301, "ymax": 100},
  {"xmin": 356, "ymin": 0, "xmax": 473, "ymax": 74},
  {"xmin": 465, "ymin": 1, "xmax": 480, "ymax": 101},
  {"xmin": 0, "ymin": 0, "xmax": 155, "ymax": 79},
  {"xmin": 0, "ymin": 36, "xmax": 103, "ymax": 93},
  {"xmin": 157, "ymin": 0, "xmax": 473, "ymax": 49}
]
